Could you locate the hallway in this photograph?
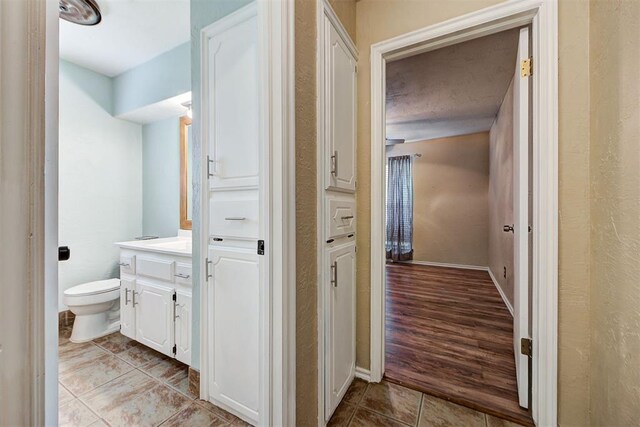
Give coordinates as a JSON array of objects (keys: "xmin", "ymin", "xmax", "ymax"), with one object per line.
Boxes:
[{"xmin": 384, "ymin": 263, "xmax": 532, "ymax": 426}]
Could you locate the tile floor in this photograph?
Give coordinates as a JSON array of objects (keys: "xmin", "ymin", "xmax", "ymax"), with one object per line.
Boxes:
[
  {"xmin": 328, "ymin": 379, "xmax": 526, "ymax": 427},
  {"xmin": 58, "ymin": 326, "xmax": 251, "ymax": 427}
]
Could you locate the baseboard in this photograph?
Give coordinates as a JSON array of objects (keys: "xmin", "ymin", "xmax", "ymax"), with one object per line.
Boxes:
[
  {"xmin": 399, "ymin": 260, "xmax": 487, "ymax": 271},
  {"xmin": 355, "ymin": 366, "xmax": 371, "ymax": 382},
  {"xmin": 188, "ymin": 367, "xmax": 200, "ymax": 397},
  {"xmin": 487, "ymin": 268, "xmax": 514, "ymax": 316}
]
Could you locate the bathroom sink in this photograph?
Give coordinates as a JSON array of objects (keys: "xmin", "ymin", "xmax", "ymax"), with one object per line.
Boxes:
[
  {"xmin": 116, "ymin": 234, "xmax": 192, "ymax": 256},
  {"xmin": 147, "ymin": 240, "xmax": 192, "ymax": 251}
]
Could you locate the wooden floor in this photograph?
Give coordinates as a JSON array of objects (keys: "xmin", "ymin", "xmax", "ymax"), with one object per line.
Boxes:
[{"xmin": 384, "ymin": 263, "xmax": 533, "ymax": 426}]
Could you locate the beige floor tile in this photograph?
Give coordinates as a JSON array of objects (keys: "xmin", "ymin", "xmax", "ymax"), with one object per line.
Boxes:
[
  {"xmin": 418, "ymin": 395, "xmax": 485, "ymax": 427},
  {"xmin": 349, "ymin": 407, "xmax": 411, "ymax": 427},
  {"xmin": 327, "ymin": 401, "xmax": 356, "ymax": 427},
  {"xmin": 141, "ymin": 357, "xmax": 187, "ymax": 382},
  {"xmin": 59, "ymin": 342, "xmax": 108, "ymax": 375},
  {"xmin": 160, "ymin": 402, "xmax": 228, "ymax": 427},
  {"xmin": 94, "ymin": 333, "xmax": 137, "ymax": 355},
  {"xmin": 230, "ymin": 417, "xmax": 253, "ymax": 426},
  {"xmin": 59, "ymin": 383, "xmax": 75, "ymax": 406},
  {"xmin": 116, "ymin": 342, "xmax": 167, "ymax": 368},
  {"xmin": 82, "ymin": 371, "xmax": 190, "ymax": 427},
  {"xmin": 486, "ymin": 414, "xmax": 526, "ymax": 427},
  {"xmin": 59, "ymin": 399, "xmax": 99, "ymax": 427},
  {"xmin": 342, "ymin": 379, "xmax": 368, "ymax": 406},
  {"xmin": 167, "ymin": 369, "xmax": 198, "ymax": 399},
  {"xmin": 360, "ymin": 380, "xmax": 422, "ymax": 425},
  {"xmin": 60, "ymin": 353, "xmax": 134, "ymax": 396},
  {"xmin": 196, "ymin": 399, "xmax": 238, "ymax": 423},
  {"xmin": 87, "ymin": 420, "xmax": 109, "ymax": 426}
]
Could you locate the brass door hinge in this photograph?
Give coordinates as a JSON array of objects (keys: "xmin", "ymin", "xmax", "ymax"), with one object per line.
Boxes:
[
  {"xmin": 521, "ymin": 58, "xmax": 532, "ymax": 77},
  {"xmin": 521, "ymin": 338, "xmax": 533, "ymax": 357}
]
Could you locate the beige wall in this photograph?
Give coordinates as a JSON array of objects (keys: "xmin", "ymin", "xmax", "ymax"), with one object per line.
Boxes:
[
  {"xmin": 589, "ymin": 0, "xmax": 640, "ymax": 425},
  {"xmin": 488, "ymin": 79, "xmax": 514, "ymax": 304},
  {"xmin": 328, "ymin": 0, "xmax": 356, "ymax": 41},
  {"xmin": 354, "ymin": 0, "xmax": 592, "ymax": 425},
  {"xmin": 387, "ymin": 133, "xmax": 490, "ymax": 266}
]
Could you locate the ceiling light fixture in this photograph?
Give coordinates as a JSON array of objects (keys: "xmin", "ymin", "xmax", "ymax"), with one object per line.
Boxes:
[{"xmin": 59, "ymin": 0, "xmax": 102, "ymax": 26}]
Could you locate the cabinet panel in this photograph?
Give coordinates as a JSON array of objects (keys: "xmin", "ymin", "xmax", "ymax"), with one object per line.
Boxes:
[
  {"xmin": 325, "ymin": 242, "xmax": 356, "ymax": 418},
  {"xmin": 326, "ymin": 198, "xmax": 356, "ymax": 239},
  {"xmin": 210, "ymin": 198, "xmax": 259, "ymax": 240},
  {"xmin": 325, "ymin": 19, "xmax": 356, "ymax": 193},
  {"xmin": 119, "ymin": 255, "xmax": 136, "ymax": 275},
  {"xmin": 137, "ymin": 257, "xmax": 175, "ymax": 282},
  {"xmin": 175, "ymin": 263, "xmax": 192, "ymax": 286},
  {"xmin": 135, "ymin": 281, "xmax": 175, "ymax": 357},
  {"xmin": 208, "ymin": 246, "xmax": 260, "ymax": 422},
  {"xmin": 175, "ymin": 291, "xmax": 192, "ymax": 365},
  {"xmin": 207, "ymin": 12, "xmax": 259, "ymax": 191},
  {"xmin": 120, "ymin": 278, "xmax": 136, "ymax": 339}
]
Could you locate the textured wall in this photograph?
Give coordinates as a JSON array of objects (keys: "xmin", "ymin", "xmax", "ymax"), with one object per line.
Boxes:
[
  {"xmin": 386, "ymin": 133, "xmax": 490, "ymax": 266},
  {"xmin": 488, "ymin": 79, "xmax": 514, "ymax": 304},
  {"xmin": 355, "ymin": 0, "xmax": 592, "ymax": 424},
  {"xmin": 589, "ymin": 0, "xmax": 640, "ymax": 424},
  {"xmin": 58, "ymin": 61, "xmax": 143, "ymax": 311},
  {"xmin": 142, "ymin": 117, "xmax": 180, "ymax": 238},
  {"xmin": 328, "ymin": 0, "xmax": 357, "ymax": 41}
]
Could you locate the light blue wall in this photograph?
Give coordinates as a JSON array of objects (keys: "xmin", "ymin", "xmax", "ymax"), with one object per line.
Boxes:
[
  {"xmin": 59, "ymin": 61, "xmax": 143, "ymax": 311},
  {"xmin": 113, "ymin": 42, "xmax": 191, "ymax": 117},
  {"xmin": 190, "ymin": 0, "xmax": 254, "ymax": 370},
  {"xmin": 142, "ymin": 117, "xmax": 181, "ymax": 237}
]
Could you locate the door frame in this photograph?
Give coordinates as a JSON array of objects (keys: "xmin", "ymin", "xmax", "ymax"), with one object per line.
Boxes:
[
  {"xmin": 368, "ymin": 1, "xmax": 558, "ymax": 425},
  {"xmin": 197, "ymin": 1, "xmax": 296, "ymax": 426}
]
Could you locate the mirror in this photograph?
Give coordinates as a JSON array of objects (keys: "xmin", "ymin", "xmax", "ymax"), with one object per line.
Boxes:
[{"xmin": 180, "ymin": 116, "xmax": 193, "ymax": 230}]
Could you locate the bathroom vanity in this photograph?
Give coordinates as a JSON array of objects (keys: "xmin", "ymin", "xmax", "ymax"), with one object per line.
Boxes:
[{"xmin": 116, "ymin": 233, "xmax": 192, "ymax": 365}]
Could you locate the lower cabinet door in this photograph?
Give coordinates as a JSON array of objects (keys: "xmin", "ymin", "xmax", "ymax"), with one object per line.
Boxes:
[
  {"xmin": 120, "ymin": 278, "xmax": 136, "ymax": 339},
  {"xmin": 208, "ymin": 246, "xmax": 260, "ymax": 423},
  {"xmin": 135, "ymin": 280, "xmax": 175, "ymax": 357},
  {"xmin": 325, "ymin": 242, "xmax": 356, "ymax": 420},
  {"xmin": 175, "ymin": 290, "xmax": 192, "ymax": 365}
]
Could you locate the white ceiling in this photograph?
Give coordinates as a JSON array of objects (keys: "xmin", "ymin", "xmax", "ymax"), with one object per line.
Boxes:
[
  {"xmin": 60, "ymin": 0, "xmax": 190, "ymax": 77},
  {"xmin": 385, "ymin": 29, "xmax": 520, "ymax": 142}
]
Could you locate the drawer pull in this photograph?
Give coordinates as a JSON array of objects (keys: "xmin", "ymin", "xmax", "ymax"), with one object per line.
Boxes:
[
  {"xmin": 119, "ymin": 262, "xmax": 130, "ymax": 267},
  {"xmin": 124, "ymin": 288, "xmax": 131, "ymax": 305},
  {"xmin": 341, "ymin": 215, "xmax": 354, "ymax": 220},
  {"xmin": 132, "ymin": 291, "xmax": 138, "ymax": 307},
  {"xmin": 175, "ymin": 273, "xmax": 191, "ymax": 279},
  {"xmin": 330, "ymin": 261, "xmax": 338, "ymax": 288},
  {"xmin": 224, "ymin": 217, "xmax": 246, "ymax": 221}
]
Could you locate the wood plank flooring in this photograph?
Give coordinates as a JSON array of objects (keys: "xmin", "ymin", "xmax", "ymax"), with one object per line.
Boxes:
[{"xmin": 384, "ymin": 263, "xmax": 533, "ymax": 426}]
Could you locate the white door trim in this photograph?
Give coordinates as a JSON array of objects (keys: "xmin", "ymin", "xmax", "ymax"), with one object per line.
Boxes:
[
  {"xmin": 198, "ymin": 1, "xmax": 296, "ymax": 425},
  {"xmin": 369, "ymin": 1, "xmax": 558, "ymax": 425}
]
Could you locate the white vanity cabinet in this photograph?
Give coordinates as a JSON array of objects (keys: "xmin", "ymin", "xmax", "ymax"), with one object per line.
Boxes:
[{"xmin": 117, "ymin": 244, "xmax": 193, "ymax": 366}]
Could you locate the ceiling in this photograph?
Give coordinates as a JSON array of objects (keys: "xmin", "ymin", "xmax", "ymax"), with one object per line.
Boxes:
[
  {"xmin": 60, "ymin": 0, "xmax": 190, "ymax": 77},
  {"xmin": 385, "ymin": 29, "xmax": 520, "ymax": 143}
]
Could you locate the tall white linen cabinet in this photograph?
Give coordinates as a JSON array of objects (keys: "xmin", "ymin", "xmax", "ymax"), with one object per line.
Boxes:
[{"xmin": 318, "ymin": 2, "xmax": 358, "ymax": 422}]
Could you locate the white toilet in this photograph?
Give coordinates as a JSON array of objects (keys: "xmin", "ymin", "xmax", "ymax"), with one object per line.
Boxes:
[{"xmin": 64, "ymin": 278, "xmax": 121, "ymax": 343}]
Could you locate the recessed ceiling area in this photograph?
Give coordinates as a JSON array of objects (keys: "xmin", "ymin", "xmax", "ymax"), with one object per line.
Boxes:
[
  {"xmin": 385, "ymin": 29, "xmax": 520, "ymax": 143},
  {"xmin": 60, "ymin": 0, "xmax": 190, "ymax": 77}
]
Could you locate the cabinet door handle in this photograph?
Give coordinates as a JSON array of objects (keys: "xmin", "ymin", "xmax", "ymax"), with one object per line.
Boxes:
[
  {"xmin": 341, "ymin": 215, "xmax": 354, "ymax": 220},
  {"xmin": 225, "ymin": 217, "xmax": 246, "ymax": 221},
  {"xmin": 119, "ymin": 262, "xmax": 130, "ymax": 267},
  {"xmin": 330, "ymin": 261, "xmax": 338, "ymax": 288},
  {"xmin": 132, "ymin": 291, "xmax": 138, "ymax": 307},
  {"xmin": 124, "ymin": 288, "xmax": 131, "ymax": 305},
  {"xmin": 174, "ymin": 273, "xmax": 191, "ymax": 279},
  {"xmin": 330, "ymin": 151, "xmax": 338, "ymax": 176},
  {"xmin": 174, "ymin": 304, "xmax": 181, "ymax": 321}
]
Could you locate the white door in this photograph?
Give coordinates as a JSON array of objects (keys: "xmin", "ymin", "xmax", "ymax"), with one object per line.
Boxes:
[
  {"xmin": 135, "ymin": 281, "xmax": 175, "ymax": 357},
  {"xmin": 119, "ymin": 278, "xmax": 136, "ymax": 339},
  {"xmin": 207, "ymin": 10, "xmax": 259, "ymax": 191},
  {"xmin": 325, "ymin": 18, "xmax": 357, "ymax": 193},
  {"xmin": 325, "ymin": 242, "xmax": 356, "ymax": 419},
  {"xmin": 513, "ymin": 26, "xmax": 531, "ymax": 409},
  {"xmin": 174, "ymin": 290, "xmax": 192, "ymax": 365},
  {"xmin": 208, "ymin": 246, "xmax": 260, "ymax": 422}
]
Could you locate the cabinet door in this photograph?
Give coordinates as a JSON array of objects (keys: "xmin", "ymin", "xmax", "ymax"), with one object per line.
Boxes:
[
  {"xmin": 207, "ymin": 10, "xmax": 259, "ymax": 191},
  {"xmin": 325, "ymin": 18, "xmax": 356, "ymax": 193},
  {"xmin": 325, "ymin": 242, "xmax": 356, "ymax": 419},
  {"xmin": 135, "ymin": 281, "xmax": 175, "ymax": 357},
  {"xmin": 120, "ymin": 278, "xmax": 136, "ymax": 339},
  {"xmin": 208, "ymin": 246, "xmax": 260, "ymax": 423},
  {"xmin": 175, "ymin": 291, "xmax": 192, "ymax": 365}
]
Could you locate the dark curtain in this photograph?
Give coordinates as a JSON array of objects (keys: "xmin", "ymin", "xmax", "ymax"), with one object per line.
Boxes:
[{"xmin": 386, "ymin": 155, "xmax": 414, "ymax": 261}]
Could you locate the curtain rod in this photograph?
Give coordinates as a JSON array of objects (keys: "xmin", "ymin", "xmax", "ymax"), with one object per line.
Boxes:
[{"xmin": 388, "ymin": 153, "xmax": 422, "ymax": 158}]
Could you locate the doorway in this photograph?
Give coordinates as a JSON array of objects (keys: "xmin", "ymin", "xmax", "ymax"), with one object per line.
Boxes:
[{"xmin": 369, "ymin": 2, "xmax": 559, "ymax": 426}]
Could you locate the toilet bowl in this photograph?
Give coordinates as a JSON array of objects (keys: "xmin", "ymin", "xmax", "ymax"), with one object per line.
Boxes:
[{"xmin": 64, "ymin": 278, "xmax": 121, "ymax": 343}]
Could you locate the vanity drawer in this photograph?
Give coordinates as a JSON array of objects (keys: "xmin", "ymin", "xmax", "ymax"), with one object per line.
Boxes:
[
  {"xmin": 137, "ymin": 257, "xmax": 175, "ymax": 282},
  {"xmin": 119, "ymin": 255, "xmax": 136, "ymax": 275},
  {"xmin": 326, "ymin": 198, "xmax": 356, "ymax": 239},
  {"xmin": 210, "ymin": 199, "xmax": 259, "ymax": 240},
  {"xmin": 174, "ymin": 263, "xmax": 192, "ymax": 285}
]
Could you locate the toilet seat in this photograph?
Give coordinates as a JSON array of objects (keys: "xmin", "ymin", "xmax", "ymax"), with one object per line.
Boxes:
[{"xmin": 64, "ymin": 278, "xmax": 120, "ymax": 297}]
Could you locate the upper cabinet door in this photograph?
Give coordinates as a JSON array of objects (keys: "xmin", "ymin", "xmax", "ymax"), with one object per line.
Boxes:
[
  {"xmin": 325, "ymin": 18, "xmax": 357, "ymax": 193},
  {"xmin": 135, "ymin": 280, "xmax": 175, "ymax": 357},
  {"xmin": 206, "ymin": 10, "xmax": 259, "ymax": 191}
]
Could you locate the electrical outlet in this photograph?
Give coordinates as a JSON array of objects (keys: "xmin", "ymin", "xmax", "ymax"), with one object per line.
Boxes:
[{"xmin": 503, "ymin": 266, "xmax": 507, "ymax": 279}]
